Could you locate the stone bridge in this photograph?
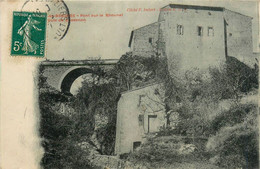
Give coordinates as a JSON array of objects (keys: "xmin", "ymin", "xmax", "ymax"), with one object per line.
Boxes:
[{"xmin": 40, "ymin": 59, "xmax": 118, "ymax": 94}]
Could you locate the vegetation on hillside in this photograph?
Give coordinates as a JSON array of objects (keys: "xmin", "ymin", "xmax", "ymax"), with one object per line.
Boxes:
[
  {"xmin": 126, "ymin": 54, "xmax": 259, "ymax": 169},
  {"xmin": 38, "ymin": 52, "xmax": 258, "ymax": 169},
  {"xmin": 39, "ymin": 66, "xmax": 94, "ymax": 168},
  {"xmin": 38, "ymin": 53, "xmax": 164, "ymax": 168}
]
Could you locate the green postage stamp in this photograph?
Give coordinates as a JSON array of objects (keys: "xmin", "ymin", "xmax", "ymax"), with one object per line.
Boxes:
[{"xmin": 11, "ymin": 12, "xmax": 47, "ymax": 57}]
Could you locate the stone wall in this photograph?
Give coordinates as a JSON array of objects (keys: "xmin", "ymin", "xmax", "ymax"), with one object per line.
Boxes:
[
  {"xmin": 131, "ymin": 22, "xmax": 159, "ymax": 57},
  {"xmin": 90, "ymin": 155, "xmax": 149, "ymax": 169},
  {"xmin": 131, "ymin": 5, "xmax": 254, "ymax": 73},
  {"xmin": 42, "ymin": 65, "xmax": 69, "ymax": 91},
  {"xmin": 159, "ymin": 5, "xmax": 226, "ymax": 74},
  {"xmin": 224, "ymin": 9, "xmax": 254, "ymax": 68}
]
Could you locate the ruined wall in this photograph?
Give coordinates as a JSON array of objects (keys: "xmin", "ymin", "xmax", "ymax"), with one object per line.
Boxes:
[
  {"xmin": 158, "ymin": 5, "xmax": 226, "ymax": 74},
  {"xmin": 224, "ymin": 9, "xmax": 254, "ymax": 68},
  {"xmin": 131, "ymin": 22, "xmax": 159, "ymax": 57},
  {"xmin": 115, "ymin": 83, "xmax": 165, "ymax": 155}
]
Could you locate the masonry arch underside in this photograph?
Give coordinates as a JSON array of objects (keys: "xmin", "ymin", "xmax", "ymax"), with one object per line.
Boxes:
[{"xmin": 59, "ymin": 67, "xmax": 92, "ymax": 94}]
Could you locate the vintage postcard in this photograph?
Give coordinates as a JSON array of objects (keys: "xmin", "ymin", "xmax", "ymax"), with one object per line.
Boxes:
[{"xmin": 0, "ymin": 0, "xmax": 259, "ymax": 169}]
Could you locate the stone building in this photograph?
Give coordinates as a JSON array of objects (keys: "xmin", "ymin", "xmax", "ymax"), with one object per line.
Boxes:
[
  {"xmin": 129, "ymin": 4, "xmax": 255, "ymax": 72},
  {"xmin": 115, "ymin": 83, "xmax": 166, "ymax": 155}
]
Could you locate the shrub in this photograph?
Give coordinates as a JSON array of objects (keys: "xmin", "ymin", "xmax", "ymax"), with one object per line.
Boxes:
[
  {"xmin": 206, "ymin": 105, "xmax": 258, "ymax": 169},
  {"xmin": 210, "ymin": 104, "xmax": 256, "ymax": 134},
  {"xmin": 127, "ymin": 135, "xmax": 209, "ymax": 168},
  {"xmin": 41, "ymin": 138, "xmax": 94, "ymax": 169},
  {"xmin": 39, "ymin": 89, "xmax": 95, "ymax": 168}
]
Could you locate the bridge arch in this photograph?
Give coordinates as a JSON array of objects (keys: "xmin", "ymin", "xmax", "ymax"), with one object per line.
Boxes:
[{"xmin": 58, "ymin": 66, "xmax": 93, "ymax": 94}]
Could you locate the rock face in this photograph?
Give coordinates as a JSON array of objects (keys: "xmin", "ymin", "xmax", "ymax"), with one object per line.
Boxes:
[
  {"xmin": 168, "ymin": 111, "xmax": 180, "ymax": 129},
  {"xmin": 178, "ymin": 144, "xmax": 197, "ymax": 154},
  {"xmin": 56, "ymin": 102, "xmax": 76, "ymax": 117},
  {"xmin": 77, "ymin": 141, "xmax": 100, "ymax": 156}
]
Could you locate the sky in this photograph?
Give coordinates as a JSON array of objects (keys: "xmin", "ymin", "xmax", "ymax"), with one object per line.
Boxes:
[{"xmin": 46, "ymin": 0, "xmax": 259, "ymax": 61}]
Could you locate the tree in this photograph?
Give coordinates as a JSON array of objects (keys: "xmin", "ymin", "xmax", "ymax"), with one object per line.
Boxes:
[{"xmin": 38, "ymin": 66, "xmax": 94, "ymax": 168}]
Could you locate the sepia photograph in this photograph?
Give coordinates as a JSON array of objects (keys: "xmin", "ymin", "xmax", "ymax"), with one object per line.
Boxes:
[{"xmin": 0, "ymin": 0, "xmax": 259, "ymax": 169}]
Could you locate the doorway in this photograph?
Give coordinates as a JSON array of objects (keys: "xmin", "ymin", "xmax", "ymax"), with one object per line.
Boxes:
[{"xmin": 148, "ymin": 115, "xmax": 158, "ymax": 133}]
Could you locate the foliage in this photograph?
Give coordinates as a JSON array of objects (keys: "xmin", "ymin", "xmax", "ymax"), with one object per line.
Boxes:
[
  {"xmin": 127, "ymin": 136, "xmax": 209, "ymax": 168},
  {"xmin": 39, "ymin": 87, "xmax": 95, "ymax": 168},
  {"xmin": 226, "ymin": 56, "xmax": 258, "ymax": 93},
  {"xmin": 170, "ymin": 60, "xmax": 259, "ymax": 168},
  {"xmin": 39, "ymin": 52, "xmax": 259, "ymax": 168},
  {"xmin": 73, "ymin": 73, "xmax": 120, "ymax": 154},
  {"xmin": 38, "ymin": 66, "xmax": 97, "ymax": 168},
  {"xmin": 95, "ymin": 123, "xmax": 117, "ymax": 155},
  {"xmin": 144, "ymin": 56, "xmax": 259, "ymax": 168},
  {"xmin": 206, "ymin": 104, "xmax": 258, "ymax": 169},
  {"xmin": 209, "ymin": 59, "xmax": 258, "ymax": 101},
  {"xmin": 210, "ymin": 104, "xmax": 256, "ymax": 134},
  {"xmin": 72, "ymin": 52, "xmax": 170, "ymax": 155},
  {"xmin": 114, "ymin": 52, "xmax": 166, "ymax": 91},
  {"xmin": 163, "ymin": 58, "xmax": 258, "ymax": 135}
]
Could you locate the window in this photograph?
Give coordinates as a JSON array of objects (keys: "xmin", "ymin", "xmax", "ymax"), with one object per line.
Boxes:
[
  {"xmin": 208, "ymin": 27, "xmax": 214, "ymax": 36},
  {"xmin": 138, "ymin": 94, "xmax": 145, "ymax": 106},
  {"xmin": 177, "ymin": 25, "xmax": 184, "ymax": 35},
  {"xmin": 197, "ymin": 26, "xmax": 203, "ymax": 36},
  {"xmin": 149, "ymin": 37, "xmax": 152, "ymax": 43},
  {"xmin": 138, "ymin": 114, "xmax": 144, "ymax": 126},
  {"xmin": 133, "ymin": 141, "xmax": 142, "ymax": 150}
]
